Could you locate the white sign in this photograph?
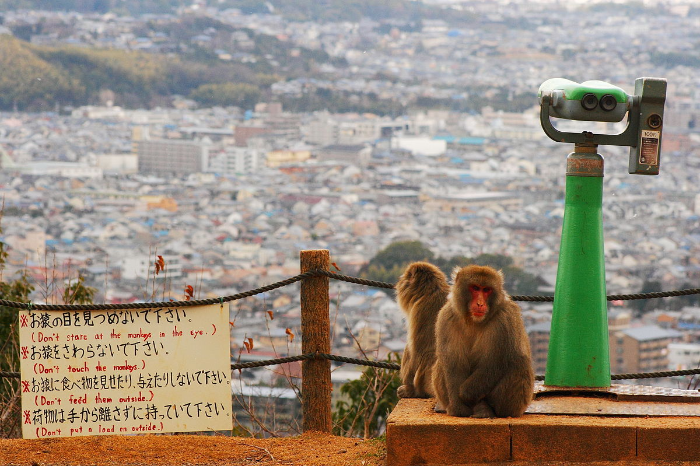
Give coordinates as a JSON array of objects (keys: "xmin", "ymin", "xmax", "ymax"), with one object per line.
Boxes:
[
  {"xmin": 19, "ymin": 304, "xmax": 231, "ymax": 438},
  {"xmin": 639, "ymin": 130, "xmax": 660, "ymax": 166}
]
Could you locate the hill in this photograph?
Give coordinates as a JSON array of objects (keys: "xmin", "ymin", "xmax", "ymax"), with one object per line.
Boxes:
[
  {"xmin": 0, "ymin": 34, "xmax": 283, "ymax": 111},
  {"xmin": 0, "ymin": 0, "xmax": 475, "ymax": 24}
]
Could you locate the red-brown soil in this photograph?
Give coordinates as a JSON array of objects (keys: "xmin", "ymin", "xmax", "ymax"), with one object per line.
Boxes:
[{"xmin": 0, "ymin": 432, "xmax": 386, "ymax": 465}]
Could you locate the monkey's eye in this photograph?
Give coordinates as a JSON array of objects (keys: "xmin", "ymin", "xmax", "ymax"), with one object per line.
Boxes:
[
  {"xmin": 483, "ymin": 287, "xmax": 493, "ymax": 294},
  {"xmin": 469, "ymin": 285, "xmax": 481, "ymax": 293}
]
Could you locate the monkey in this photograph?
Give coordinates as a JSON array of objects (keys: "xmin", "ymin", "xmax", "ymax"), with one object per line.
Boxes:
[
  {"xmin": 431, "ymin": 265, "xmax": 534, "ymax": 418},
  {"xmin": 395, "ymin": 261, "xmax": 450, "ymax": 399}
]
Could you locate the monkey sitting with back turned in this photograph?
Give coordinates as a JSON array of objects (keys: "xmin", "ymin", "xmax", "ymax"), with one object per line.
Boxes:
[
  {"xmin": 431, "ymin": 265, "xmax": 534, "ymax": 418},
  {"xmin": 395, "ymin": 261, "xmax": 449, "ymax": 399}
]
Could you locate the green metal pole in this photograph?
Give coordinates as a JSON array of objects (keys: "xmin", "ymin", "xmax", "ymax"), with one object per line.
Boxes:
[{"xmin": 545, "ymin": 144, "xmax": 611, "ymax": 388}]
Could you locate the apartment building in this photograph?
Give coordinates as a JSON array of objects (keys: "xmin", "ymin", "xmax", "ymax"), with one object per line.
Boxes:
[{"xmin": 610, "ymin": 325, "xmax": 682, "ymax": 375}]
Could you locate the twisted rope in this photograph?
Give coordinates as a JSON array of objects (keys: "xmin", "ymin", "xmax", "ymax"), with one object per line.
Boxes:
[
  {"xmin": 232, "ymin": 354, "xmax": 313, "ymax": 370},
  {"xmin": 326, "ymin": 274, "xmax": 700, "ymax": 302},
  {"xmin": 512, "ymin": 294, "xmax": 553, "ymax": 302},
  {"xmin": 510, "ymin": 289, "xmax": 700, "ymax": 302},
  {"xmin": 314, "ymin": 352, "xmax": 401, "ymax": 370},
  {"xmin": 607, "ymin": 289, "xmax": 700, "ymax": 301},
  {"xmin": 611, "ymin": 368, "xmax": 700, "ymax": 380},
  {"xmin": 534, "ymin": 368, "xmax": 700, "ymax": 382},
  {"xmin": 314, "ymin": 270, "xmax": 396, "ymax": 289},
  {"xmin": 4, "ymin": 358, "xmax": 700, "ymax": 381},
  {"xmin": 0, "ymin": 270, "xmax": 697, "ymax": 310},
  {"xmin": 0, "ymin": 271, "xmax": 319, "ymax": 311},
  {"xmin": 230, "ymin": 353, "xmax": 401, "ymax": 371}
]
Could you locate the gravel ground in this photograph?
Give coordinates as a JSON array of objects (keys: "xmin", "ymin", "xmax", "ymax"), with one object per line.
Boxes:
[
  {"xmin": 5, "ymin": 432, "xmax": 697, "ymax": 465},
  {"xmin": 0, "ymin": 432, "xmax": 386, "ymax": 466}
]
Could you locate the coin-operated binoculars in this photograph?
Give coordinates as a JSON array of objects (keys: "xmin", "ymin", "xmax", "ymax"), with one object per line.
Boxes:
[{"xmin": 538, "ymin": 78, "xmax": 667, "ymax": 387}]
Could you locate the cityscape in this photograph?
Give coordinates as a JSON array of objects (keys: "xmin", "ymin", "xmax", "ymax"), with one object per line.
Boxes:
[{"xmin": 2, "ymin": 0, "xmax": 700, "ymax": 436}]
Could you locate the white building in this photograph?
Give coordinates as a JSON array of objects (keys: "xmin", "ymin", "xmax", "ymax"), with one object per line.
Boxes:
[
  {"xmin": 390, "ymin": 136, "xmax": 446, "ymax": 157},
  {"xmin": 207, "ymin": 147, "xmax": 260, "ymax": 175},
  {"xmin": 305, "ymin": 113, "xmax": 412, "ymax": 146},
  {"xmin": 4, "ymin": 161, "xmax": 103, "ymax": 179},
  {"xmin": 118, "ymin": 253, "xmax": 183, "ymax": 281},
  {"xmin": 668, "ymin": 342, "xmax": 700, "ymax": 370},
  {"xmin": 96, "ymin": 153, "xmax": 138, "ymax": 174}
]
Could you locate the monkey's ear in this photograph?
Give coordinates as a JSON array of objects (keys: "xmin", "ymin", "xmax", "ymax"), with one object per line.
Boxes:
[{"xmin": 451, "ymin": 266, "xmax": 462, "ymax": 283}]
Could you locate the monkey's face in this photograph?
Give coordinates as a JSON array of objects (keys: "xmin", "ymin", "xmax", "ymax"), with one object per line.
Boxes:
[
  {"xmin": 468, "ymin": 284, "xmax": 493, "ymax": 322},
  {"xmin": 452, "ymin": 265, "xmax": 503, "ymax": 324}
]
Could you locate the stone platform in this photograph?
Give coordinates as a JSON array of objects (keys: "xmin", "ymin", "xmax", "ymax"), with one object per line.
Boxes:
[{"xmin": 386, "ymin": 392, "xmax": 700, "ymax": 465}]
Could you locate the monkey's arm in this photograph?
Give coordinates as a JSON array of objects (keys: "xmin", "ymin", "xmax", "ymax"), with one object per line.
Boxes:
[
  {"xmin": 458, "ymin": 324, "xmax": 511, "ymax": 406},
  {"xmin": 434, "ymin": 311, "xmax": 473, "ymax": 417},
  {"xmin": 441, "ymin": 355, "xmax": 474, "ymax": 417},
  {"xmin": 458, "ymin": 361, "xmax": 503, "ymax": 406}
]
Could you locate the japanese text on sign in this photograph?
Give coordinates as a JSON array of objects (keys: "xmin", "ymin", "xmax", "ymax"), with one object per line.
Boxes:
[{"xmin": 19, "ymin": 304, "xmax": 231, "ymax": 439}]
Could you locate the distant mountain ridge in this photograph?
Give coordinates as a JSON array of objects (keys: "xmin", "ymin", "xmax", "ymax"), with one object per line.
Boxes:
[{"xmin": 0, "ymin": 0, "xmax": 473, "ymax": 24}]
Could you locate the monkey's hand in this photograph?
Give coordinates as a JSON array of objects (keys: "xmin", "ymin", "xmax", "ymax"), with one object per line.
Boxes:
[
  {"xmin": 397, "ymin": 384, "xmax": 415, "ymax": 398},
  {"xmin": 458, "ymin": 370, "xmax": 498, "ymax": 406},
  {"xmin": 459, "ymin": 383, "xmax": 486, "ymax": 406}
]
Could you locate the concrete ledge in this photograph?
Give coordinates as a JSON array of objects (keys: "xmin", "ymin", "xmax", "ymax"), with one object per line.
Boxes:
[
  {"xmin": 511, "ymin": 417, "xmax": 636, "ymax": 462},
  {"xmin": 638, "ymin": 422, "xmax": 700, "ymax": 461},
  {"xmin": 386, "ymin": 398, "xmax": 700, "ymax": 465}
]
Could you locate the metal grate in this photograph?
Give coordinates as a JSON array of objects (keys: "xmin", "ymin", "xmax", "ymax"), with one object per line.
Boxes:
[{"xmin": 529, "ymin": 382, "xmax": 700, "ymax": 417}]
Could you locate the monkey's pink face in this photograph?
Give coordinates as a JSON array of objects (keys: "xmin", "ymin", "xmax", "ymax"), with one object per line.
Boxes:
[{"xmin": 468, "ymin": 284, "xmax": 492, "ymax": 321}]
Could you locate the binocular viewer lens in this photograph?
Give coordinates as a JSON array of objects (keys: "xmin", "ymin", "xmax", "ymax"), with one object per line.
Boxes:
[
  {"xmin": 580, "ymin": 93, "xmax": 617, "ymax": 112},
  {"xmin": 581, "ymin": 93, "xmax": 598, "ymax": 111},
  {"xmin": 600, "ymin": 94, "xmax": 617, "ymax": 112}
]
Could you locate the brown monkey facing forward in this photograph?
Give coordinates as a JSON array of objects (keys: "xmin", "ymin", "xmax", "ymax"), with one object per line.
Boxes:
[
  {"xmin": 432, "ymin": 265, "xmax": 534, "ymax": 418},
  {"xmin": 395, "ymin": 261, "xmax": 450, "ymax": 398}
]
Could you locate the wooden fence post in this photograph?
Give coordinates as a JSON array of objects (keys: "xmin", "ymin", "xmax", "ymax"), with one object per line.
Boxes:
[{"xmin": 300, "ymin": 249, "xmax": 331, "ymax": 433}]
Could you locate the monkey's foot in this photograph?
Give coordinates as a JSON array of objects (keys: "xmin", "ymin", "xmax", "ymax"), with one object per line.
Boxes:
[
  {"xmin": 446, "ymin": 403, "xmax": 473, "ymax": 417},
  {"xmin": 471, "ymin": 401, "xmax": 495, "ymax": 418},
  {"xmin": 397, "ymin": 384, "xmax": 414, "ymax": 398},
  {"xmin": 433, "ymin": 401, "xmax": 446, "ymax": 413}
]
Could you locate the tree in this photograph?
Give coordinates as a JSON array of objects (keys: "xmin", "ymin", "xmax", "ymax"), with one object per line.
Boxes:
[
  {"xmin": 670, "ymin": 282, "xmax": 699, "ymax": 310},
  {"xmin": 470, "ymin": 254, "xmax": 542, "ymax": 296},
  {"xmin": 432, "ymin": 255, "xmax": 470, "ymax": 274},
  {"xmin": 360, "ymin": 241, "xmax": 434, "ymax": 284},
  {"xmin": 0, "ymin": 209, "xmax": 97, "ymax": 437},
  {"xmin": 631, "ymin": 280, "xmax": 664, "ymax": 314},
  {"xmin": 62, "ymin": 274, "xmax": 96, "ymax": 305},
  {"xmin": 361, "ymin": 241, "xmax": 542, "ymax": 295},
  {"xmin": 0, "ymin": 208, "xmax": 34, "ymax": 375},
  {"xmin": 0, "ymin": 207, "xmax": 34, "ymax": 437},
  {"xmin": 471, "ymin": 253, "xmax": 514, "ymax": 269},
  {"xmin": 189, "ymin": 82, "xmax": 261, "ymax": 109},
  {"xmin": 0, "ymin": 35, "xmax": 81, "ymax": 111},
  {"xmin": 332, "ymin": 353, "xmax": 401, "ymax": 438},
  {"xmin": 0, "ymin": 270, "xmax": 34, "ymax": 370}
]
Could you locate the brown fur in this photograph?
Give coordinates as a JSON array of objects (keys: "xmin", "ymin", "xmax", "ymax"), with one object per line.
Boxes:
[
  {"xmin": 432, "ymin": 265, "xmax": 534, "ymax": 417},
  {"xmin": 395, "ymin": 262, "xmax": 449, "ymax": 398}
]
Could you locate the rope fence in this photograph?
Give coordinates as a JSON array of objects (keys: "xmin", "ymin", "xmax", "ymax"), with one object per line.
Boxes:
[
  {"xmin": 4, "ymin": 353, "xmax": 700, "ymax": 382},
  {"xmin": 2, "ymin": 268, "xmax": 700, "ymax": 384},
  {"xmin": 0, "ymin": 269, "xmax": 698, "ymax": 310}
]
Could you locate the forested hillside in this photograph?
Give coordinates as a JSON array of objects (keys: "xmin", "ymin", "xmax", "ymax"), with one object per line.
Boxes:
[{"xmin": 0, "ymin": 34, "xmax": 282, "ymax": 111}]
